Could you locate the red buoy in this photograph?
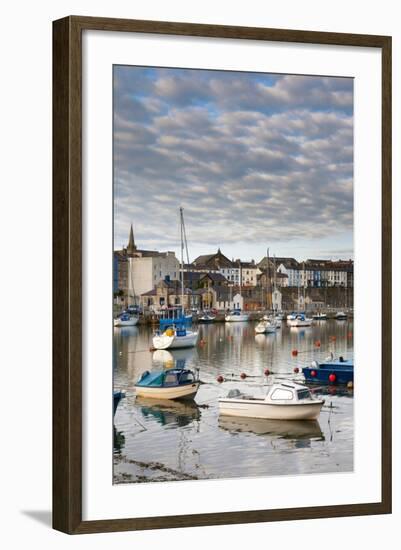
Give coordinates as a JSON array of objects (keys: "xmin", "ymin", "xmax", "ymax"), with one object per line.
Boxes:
[
  {"xmin": 217, "ymin": 375, "xmax": 224, "ymax": 383},
  {"xmin": 292, "ymin": 349, "xmax": 298, "ymax": 357},
  {"xmin": 240, "ymin": 372, "xmax": 247, "ymax": 379},
  {"xmin": 329, "ymin": 373, "xmax": 337, "ymax": 383},
  {"xmin": 315, "ymin": 340, "xmax": 321, "ymax": 347},
  {"xmin": 264, "ymin": 368, "xmax": 270, "ymax": 376},
  {"xmin": 311, "ymin": 370, "xmax": 317, "ymax": 377},
  {"xmin": 294, "ymin": 367, "xmax": 299, "ymax": 374}
]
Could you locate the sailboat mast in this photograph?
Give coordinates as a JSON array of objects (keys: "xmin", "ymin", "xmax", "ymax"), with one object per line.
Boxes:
[
  {"xmin": 180, "ymin": 207, "xmax": 184, "ymax": 311},
  {"xmin": 273, "ymin": 254, "xmax": 277, "ymax": 312},
  {"xmin": 266, "ymin": 248, "xmax": 270, "ymax": 311}
]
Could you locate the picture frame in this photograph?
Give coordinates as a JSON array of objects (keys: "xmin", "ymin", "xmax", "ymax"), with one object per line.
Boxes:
[{"xmin": 53, "ymin": 15, "xmax": 392, "ymax": 534}]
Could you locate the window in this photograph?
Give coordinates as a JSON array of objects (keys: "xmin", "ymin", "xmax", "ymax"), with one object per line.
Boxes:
[
  {"xmin": 270, "ymin": 388, "xmax": 293, "ymax": 400},
  {"xmin": 164, "ymin": 373, "xmax": 178, "ymax": 386},
  {"xmin": 179, "ymin": 371, "xmax": 194, "ymax": 383},
  {"xmin": 297, "ymin": 389, "xmax": 311, "ymax": 400}
]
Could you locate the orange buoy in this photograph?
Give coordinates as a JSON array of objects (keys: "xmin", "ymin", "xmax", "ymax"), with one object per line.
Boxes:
[
  {"xmin": 240, "ymin": 372, "xmax": 247, "ymax": 379},
  {"xmin": 292, "ymin": 349, "xmax": 298, "ymax": 357},
  {"xmin": 315, "ymin": 340, "xmax": 321, "ymax": 347}
]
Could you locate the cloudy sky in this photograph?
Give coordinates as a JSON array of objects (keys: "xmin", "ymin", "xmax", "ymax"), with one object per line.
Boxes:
[{"xmin": 113, "ymin": 65, "xmax": 353, "ymax": 262}]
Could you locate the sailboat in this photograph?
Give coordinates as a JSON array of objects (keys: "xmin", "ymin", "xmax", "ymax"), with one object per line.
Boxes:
[
  {"xmin": 152, "ymin": 208, "xmax": 199, "ymax": 350},
  {"xmin": 288, "ymin": 263, "xmax": 312, "ymax": 327},
  {"xmin": 114, "ymin": 252, "xmax": 139, "ymax": 327},
  {"xmin": 225, "ymin": 260, "xmax": 249, "ymax": 322},
  {"xmin": 255, "ymin": 248, "xmax": 277, "ymax": 333}
]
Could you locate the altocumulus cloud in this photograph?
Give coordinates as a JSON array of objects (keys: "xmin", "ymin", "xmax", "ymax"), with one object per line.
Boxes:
[{"xmin": 113, "ymin": 66, "xmax": 353, "ymax": 260}]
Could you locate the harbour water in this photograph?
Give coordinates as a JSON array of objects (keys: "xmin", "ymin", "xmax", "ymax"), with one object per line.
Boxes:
[{"xmin": 113, "ymin": 319, "xmax": 354, "ymax": 484}]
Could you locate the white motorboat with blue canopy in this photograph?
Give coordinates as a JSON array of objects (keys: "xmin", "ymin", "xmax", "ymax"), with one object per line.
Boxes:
[
  {"xmin": 219, "ymin": 381, "xmax": 324, "ymax": 420},
  {"xmin": 225, "ymin": 309, "xmax": 249, "ymax": 322},
  {"xmin": 288, "ymin": 313, "xmax": 313, "ymax": 327},
  {"xmin": 113, "ymin": 312, "xmax": 139, "ymax": 327}
]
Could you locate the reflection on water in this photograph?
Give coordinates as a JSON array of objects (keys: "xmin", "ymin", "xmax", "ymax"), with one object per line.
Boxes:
[
  {"xmin": 136, "ymin": 397, "xmax": 201, "ymax": 428},
  {"xmin": 113, "ymin": 320, "xmax": 353, "ymax": 483},
  {"xmin": 218, "ymin": 416, "xmax": 324, "ymax": 441}
]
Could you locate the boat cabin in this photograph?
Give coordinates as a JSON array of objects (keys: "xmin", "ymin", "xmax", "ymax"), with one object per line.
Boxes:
[
  {"xmin": 227, "ymin": 382, "xmax": 313, "ymax": 403},
  {"xmin": 136, "ymin": 368, "xmax": 197, "ymax": 388}
]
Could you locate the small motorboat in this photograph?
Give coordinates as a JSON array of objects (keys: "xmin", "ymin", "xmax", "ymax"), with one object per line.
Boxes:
[
  {"xmin": 303, "ymin": 353, "xmax": 353, "ymax": 385},
  {"xmin": 288, "ymin": 314, "xmax": 313, "ymax": 327},
  {"xmin": 135, "ymin": 367, "xmax": 200, "ymax": 400},
  {"xmin": 113, "ymin": 390, "xmax": 125, "ymax": 415},
  {"xmin": 113, "ymin": 312, "xmax": 139, "ymax": 327},
  {"xmin": 335, "ymin": 311, "xmax": 347, "ymax": 320},
  {"xmin": 313, "ymin": 313, "xmax": 327, "ymax": 321},
  {"xmin": 255, "ymin": 319, "xmax": 277, "ymax": 334},
  {"xmin": 225, "ymin": 309, "xmax": 249, "ymax": 322},
  {"xmin": 152, "ymin": 324, "xmax": 199, "ymax": 350},
  {"xmin": 198, "ymin": 312, "xmax": 216, "ymax": 323},
  {"xmin": 218, "ymin": 381, "xmax": 324, "ymax": 420}
]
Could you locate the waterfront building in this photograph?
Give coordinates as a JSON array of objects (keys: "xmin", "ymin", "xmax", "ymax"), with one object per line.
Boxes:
[
  {"xmin": 128, "ymin": 253, "xmax": 180, "ymax": 300},
  {"xmin": 192, "ymin": 249, "xmax": 240, "ymax": 284},
  {"xmin": 214, "ymin": 287, "xmax": 243, "ymax": 311},
  {"xmin": 275, "ymin": 258, "xmax": 302, "ymax": 287},
  {"xmin": 238, "ymin": 260, "xmax": 260, "ymax": 287},
  {"xmin": 140, "ymin": 279, "xmax": 198, "ymax": 311},
  {"xmin": 257, "ymin": 271, "xmax": 288, "ymax": 288}
]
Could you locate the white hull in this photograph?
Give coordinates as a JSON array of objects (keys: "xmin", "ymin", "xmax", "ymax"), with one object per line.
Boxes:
[
  {"xmin": 135, "ymin": 381, "xmax": 200, "ymax": 400},
  {"xmin": 255, "ymin": 321, "xmax": 276, "ymax": 334},
  {"xmin": 114, "ymin": 316, "xmax": 139, "ymax": 327},
  {"xmin": 335, "ymin": 312, "xmax": 347, "ymax": 320},
  {"xmin": 225, "ymin": 314, "xmax": 249, "ymax": 322},
  {"xmin": 218, "ymin": 399, "xmax": 323, "ymax": 420},
  {"xmin": 288, "ymin": 318, "xmax": 313, "ymax": 327},
  {"xmin": 152, "ymin": 331, "xmax": 199, "ymax": 350}
]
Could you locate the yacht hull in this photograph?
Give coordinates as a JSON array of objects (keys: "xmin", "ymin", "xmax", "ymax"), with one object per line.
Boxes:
[{"xmin": 152, "ymin": 331, "xmax": 199, "ymax": 350}]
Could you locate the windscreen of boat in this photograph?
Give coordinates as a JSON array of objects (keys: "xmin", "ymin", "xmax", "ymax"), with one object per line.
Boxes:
[
  {"xmin": 178, "ymin": 371, "xmax": 194, "ymax": 383},
  {"xmin": 164, "ymin": 372, "xmax": 179, "ymax": 386},
  {"xmin": 297, "ymin": 389, "xmax": 311, "ymax": 400}
]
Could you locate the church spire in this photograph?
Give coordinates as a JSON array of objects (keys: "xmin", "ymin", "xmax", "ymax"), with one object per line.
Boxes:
[{"xmin": 127, "ymin": 224, "xmax": 136, "ymax": 255}]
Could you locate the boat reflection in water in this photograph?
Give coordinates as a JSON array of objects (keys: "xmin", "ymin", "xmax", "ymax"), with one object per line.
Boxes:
[
  {"xmin": 136, "ymin": 397, "xmax": 201, "ymax": 428},
  {"xmin": 218, "ymin": 415, "xmax": 324, "ymax": 443}
]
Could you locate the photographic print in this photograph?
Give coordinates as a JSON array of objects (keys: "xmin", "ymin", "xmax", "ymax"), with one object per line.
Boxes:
[{"xmin": 112, "ymin": 64, "xmax": 354, "ymax": 485}]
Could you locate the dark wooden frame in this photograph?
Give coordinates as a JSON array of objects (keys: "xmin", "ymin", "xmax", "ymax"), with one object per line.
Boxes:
[{"xmin": 53, "ymin": 15, "xmax": 392, "ymax": 534}]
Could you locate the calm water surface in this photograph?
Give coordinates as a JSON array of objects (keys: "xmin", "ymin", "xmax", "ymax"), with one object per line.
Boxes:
[{"xmin": 113, "ymin": 319, "xmax": 353, "ymax": 483}]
